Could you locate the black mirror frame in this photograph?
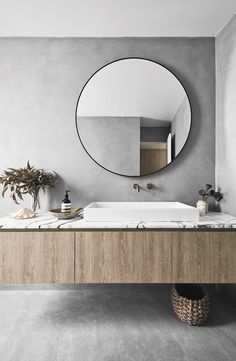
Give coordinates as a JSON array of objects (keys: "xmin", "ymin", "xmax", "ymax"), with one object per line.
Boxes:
[{"xmin": 75, "ymin": 57, "xmax": 192, "ymax": 178}]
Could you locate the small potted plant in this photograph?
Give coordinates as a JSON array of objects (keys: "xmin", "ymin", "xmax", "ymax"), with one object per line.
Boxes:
[
  {"xmin": 0, "ymin": 161, "xmax": 57, "ymax": 216},
  {"xmin": 197, "ymin": 184, "xmax": 223, "ymax": 215}
]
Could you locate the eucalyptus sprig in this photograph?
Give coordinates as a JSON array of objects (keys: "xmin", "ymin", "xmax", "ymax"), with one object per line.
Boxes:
[
  {"xmin": 0, "ymin": 161, "xmax": 57, "ymax": 210},
  {"xmin": 199, "ymin": 184, "xmax": 223, "ymax": 202}
]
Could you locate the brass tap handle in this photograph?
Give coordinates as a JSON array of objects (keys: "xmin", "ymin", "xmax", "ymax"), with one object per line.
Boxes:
[
  {"xmin": 146, "ymin": 183, "xmax": 153, "ymax": 190},
  {"xmin": 133, "ymin": 184, "xmax": 140, "ymax": 192}
]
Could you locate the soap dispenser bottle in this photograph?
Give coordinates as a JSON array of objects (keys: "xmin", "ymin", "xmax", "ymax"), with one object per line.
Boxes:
[{"xmin": 61, "ymin": 190, "xmax": 71, "ymax": 213}]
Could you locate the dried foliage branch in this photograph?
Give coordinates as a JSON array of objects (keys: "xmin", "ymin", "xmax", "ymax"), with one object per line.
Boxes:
[{"xmin": 0, "ymin": 161, "xmax": 57, "ymax": 211}]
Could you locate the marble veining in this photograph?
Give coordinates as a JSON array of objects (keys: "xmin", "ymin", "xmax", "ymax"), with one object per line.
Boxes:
[{"xmin": 0, "ymin": 212, "xmax": 236, "ymax": 229}]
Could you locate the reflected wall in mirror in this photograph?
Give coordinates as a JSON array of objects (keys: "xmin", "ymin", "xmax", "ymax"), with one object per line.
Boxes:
[{"xmin": 76, "ymin": 58, "xmax": 192, "ymax": 177}]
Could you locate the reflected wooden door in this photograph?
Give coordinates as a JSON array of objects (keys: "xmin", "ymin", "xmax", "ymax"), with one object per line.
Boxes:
[{"xmin": 140, "ymin": 148, "xmax": 167, "ymax": 175}]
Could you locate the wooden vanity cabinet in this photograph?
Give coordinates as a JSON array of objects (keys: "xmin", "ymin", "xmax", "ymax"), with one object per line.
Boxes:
[
  {"xmin": 0, "ymin": 230, "xmax": 236, "ymax": 283},
  {"xmin": 75, "ymin": 231, "xmax": 173, "ymax": 283},
  {"xmin": 75, "ymin": 231, "xmax": 236, "ymax": 283},
  {"xmin": 0, "ymin": 231, "xmax": 74, "ymax": 283}
]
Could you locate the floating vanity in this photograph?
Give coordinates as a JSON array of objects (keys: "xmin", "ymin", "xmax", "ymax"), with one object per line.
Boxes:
[{"xmin": 0, "ymin": 212, "xmax": 235, "ymax": 284}]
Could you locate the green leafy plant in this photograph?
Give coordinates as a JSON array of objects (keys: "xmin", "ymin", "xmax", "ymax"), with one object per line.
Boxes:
[
  {"xmin": 0, "ymin": 161, "xmax": 57, "ymax": 211},
  {"xmin": 199, "ymin": 184, "xmax": 223, "ymax": 202}
]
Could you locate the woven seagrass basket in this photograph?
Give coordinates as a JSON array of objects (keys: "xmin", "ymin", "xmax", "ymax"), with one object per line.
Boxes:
[{"xmin": 171, "ymin": 284, "xmax": 210, "ymax": 326}]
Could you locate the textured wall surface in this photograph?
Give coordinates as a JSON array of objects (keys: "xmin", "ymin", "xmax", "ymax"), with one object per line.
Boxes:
[
  {"xmin": 140, "ymin": 126, "xmax": 170, "ymax": 142},
  {"xmin": 216, "ymin": 15, "xmax": 236, "ymax": 216},
  {"xmin": 77, "ymin": 58, "xmax": 185, "ymax": 120},
  {"xmin": 172, "ymin": 96, "xmax": 191, "ymax": 155},
  {"xmin": 0, "ymin": 38, "xmax": 215, "ymax": 216},
  {"xmin": 78, "ymin": 116, "xmax": 140, "ymax": 175}
]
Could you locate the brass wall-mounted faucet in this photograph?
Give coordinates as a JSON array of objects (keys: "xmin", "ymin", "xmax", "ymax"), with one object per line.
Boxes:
[{"xmin": 133, "ymin": 184, "xmax": 140, "ymax": 192}]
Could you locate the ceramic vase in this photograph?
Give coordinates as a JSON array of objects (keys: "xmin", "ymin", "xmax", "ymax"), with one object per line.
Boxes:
[{"xmin": 196, "ymin": 200, "xmax": 208, "ymax": 216}]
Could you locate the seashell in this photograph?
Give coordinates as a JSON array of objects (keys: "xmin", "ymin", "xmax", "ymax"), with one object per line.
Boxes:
[{"xmin": 9, "ymin": 208, "xmax": 37, "ymax": 219}]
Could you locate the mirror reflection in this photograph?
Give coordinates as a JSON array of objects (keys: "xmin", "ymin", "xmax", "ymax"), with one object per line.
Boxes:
[{"xmin": 76, "ymin": 58, "xmax": 191, "ymax": 176}]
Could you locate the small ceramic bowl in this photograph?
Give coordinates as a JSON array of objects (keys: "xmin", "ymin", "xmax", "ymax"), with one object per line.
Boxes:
[{"xmin": 49, "ymin": 207, "xmax": 82, "ymax": 220}]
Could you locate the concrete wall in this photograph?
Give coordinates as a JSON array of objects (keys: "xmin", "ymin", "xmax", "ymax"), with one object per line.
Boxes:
[
  {"xmin": 171, "ymin": 96, "xmax": 191, "ymax": 156},
  {"xmin": 216, "ymin": 15, "xmax": 236, "ymax": 216},
  {"xmin": 78, "ymin": 116, "xmax": 140, "ymax": 176},
  {"xmin": 0, "ymin": 38, "xmax": 215, "ymax": 216},
  {"xmin": 140, "ymin": 126, "xmax": 170, "ymax": 142},
  {"xmin": 77, "ymin": 58, "xmax": 185, "ymax": 120}
]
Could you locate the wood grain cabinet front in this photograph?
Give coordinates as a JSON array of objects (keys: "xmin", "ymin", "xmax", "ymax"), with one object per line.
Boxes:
[
  {"xmin": 171, "ymin": 231, "xmax": 236, "ymax": 283},
  {"xmin": 75, "ymin": 231, "xmax": 236, "ymax": 283},
  {"xmin": 0, "ymin": 230, "xmax": 235, "ymax": 283},
  {"xmin": 0, "ymin": 232, "xmax": 74, "ymax": 283}
]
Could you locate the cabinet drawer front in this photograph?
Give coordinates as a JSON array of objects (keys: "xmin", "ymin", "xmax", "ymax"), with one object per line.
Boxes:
[
  {"xmin": 75, "ymin": 231, "xmax": 236, "ymax": 283},
  {"xmin": 75, "ymin": 231, "xmax": 175, "ymax": 283},
  {"xmin": 0, "ymin": 232, "xmax": 74, "ymax": 283}
]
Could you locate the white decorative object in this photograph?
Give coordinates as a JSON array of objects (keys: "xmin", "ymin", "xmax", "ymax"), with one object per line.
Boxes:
[
  {"xmin": 9, "ymin": 208, "xmax": 37, "ymax": 219},
  {"xmin": 196, "ymin": 200, "xmax": 208, "ymax": 216}
]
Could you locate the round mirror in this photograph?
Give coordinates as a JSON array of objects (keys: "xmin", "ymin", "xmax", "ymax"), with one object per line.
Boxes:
[{"xmin": 76, "ymin": 58, "xmax": 192, "ymax": 177}]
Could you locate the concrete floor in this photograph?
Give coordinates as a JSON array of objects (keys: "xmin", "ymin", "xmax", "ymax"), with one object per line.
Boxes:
[{"xmin": 0, "ymin": 285, "xmax": 235, "ymax": 361}]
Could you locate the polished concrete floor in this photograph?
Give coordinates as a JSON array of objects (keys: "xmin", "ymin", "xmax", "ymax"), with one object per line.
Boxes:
[{"xmin": 0, "ymin": 285, "xmax": 235, "ymax": 361}]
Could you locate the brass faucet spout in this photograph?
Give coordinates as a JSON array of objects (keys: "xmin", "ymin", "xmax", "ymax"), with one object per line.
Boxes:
[{"xmin": 133, "ymin": 184, "xmax": 140, "ymax": 192}]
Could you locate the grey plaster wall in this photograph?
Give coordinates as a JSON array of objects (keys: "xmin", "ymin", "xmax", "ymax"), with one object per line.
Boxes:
[
  {"xmin": 78, "ymin": 117, "xmax": 140, "ymax": 176},
  {"xmin": 216, "ymin": 15, "xmax": 236, "ymax": 216},
  {"xmin": 140, "ymin": 126, "xmax": 170, "ymax": 142},
  {"xmin": 171, "ymin": 96, "xmax": 191, "ymax": 156},
  {"xmin": 0, "ymin": 38, "xmax": 215, "ymax": 216}
]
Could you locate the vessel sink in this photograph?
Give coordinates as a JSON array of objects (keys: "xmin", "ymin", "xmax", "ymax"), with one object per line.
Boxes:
[{"xmin": 83, "ymin": 202, "xmax": 199, "ymax": 222}]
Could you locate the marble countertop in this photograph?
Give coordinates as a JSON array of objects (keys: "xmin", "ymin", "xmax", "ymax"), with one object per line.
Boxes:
[{"xmin": 0, "ymin": 212, "xmax": 236, "ymax": 230}]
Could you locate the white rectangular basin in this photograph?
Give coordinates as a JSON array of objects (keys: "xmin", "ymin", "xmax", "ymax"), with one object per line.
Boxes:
[{"xmin": 83, "ymin": 202, "xmax": 199, "ymax": 222}]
